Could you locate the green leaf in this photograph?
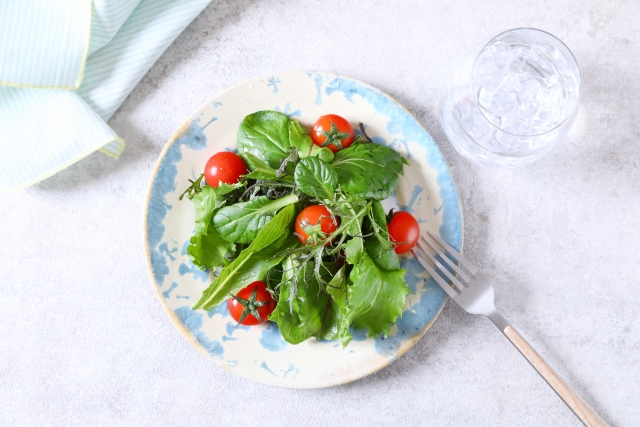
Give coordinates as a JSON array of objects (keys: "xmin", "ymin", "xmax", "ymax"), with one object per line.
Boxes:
[
  {"xmin": 294, "ymin": 157, "xmax": 338, "ymax": 201},
  {"xmin": 297, "ymin": 264, "xmax": 340, "ymax": 340},
  {"xmin": 343, "ymin": 236, "xmax": 363, "ymax": 265},
  {"xmin": 363, "ymin": 200, "xmax": 400, "ymax": 271},
  {"xmin": 242, "ymin": 152, "xmax": 272, "ymax": 171},
  {"xmin": 237, "ymin": 111, "xmax": 296, "ymax": 169},
  {"xmin": 187, "ymin": 183, "xmax": 244, "ymax": 270},
  {"xmin": 247, "ymin": 203, "xmax": 297, "ymax": 252},
  {"xmin": 266, "ymin": 264, "xmax": 284, "ymax": 290},
  {"xmin": 187, "ymin": 228, "xmax": 235, "ymax": 270},
  {"xmin": 241, "ymin": 152, "xmax": 282, "ymax": 180},
  {"xmin": 331, "ymin": 143, "xmax": 405, "ymax": 199},
  {"xmin": 289, "ymin": 120, "xmax": 334, "ymax": 162},
  {"xmin": 347, "ymin": 252, "xmax": 409, "ymax": 337},
  {"xmin": 270, "ymin": 257, "xmax": 309, "ymax": 344},
  {"xmin": 272, "ymin": 286, "xmax": 309, "ymax": 344},
  {"xmin": 192, "ymin": 184, "xmax": 241, "ymax": 234},
  {"xmin": 213, "ymin": 181, "xmax": 245, "ymax": 196},
  {"xmin": 326, "ymin": 267, "xmax": 352, "ymax": 346},
  {"xmin": 288, "ymin": 120, "xmax": 313, "ymax": 154},
  {"xmin": 336, "ymin": 198, "xmax": 368, "ymax": 236},
  {"xmin": 237, "ymin": 112, "xmax": 334, "ymax": 173},
  {"xmin": 326, "ymin": 266, "xmax": 347, "ymax": 307},
  {"xmin": 243, "ymin": 170, "xmax": 278, "ymax": 180},
  {"xmin": 213, "ymin": 194, "xmax": 298, "ymax": 243},
  {"xmin": 193, "ymin": 205, "xmax": 298, "ymax": 310},
  {"xmin": 316, "ymin": 148, "xmax": 334, "ymax": 162},
  {"xmin": 192, "ymin": 242, "xmax": 294, "ymax": 311},
  {"xmin": 241, "ymin": 148, "xmax": 301, "ymax": 183}
]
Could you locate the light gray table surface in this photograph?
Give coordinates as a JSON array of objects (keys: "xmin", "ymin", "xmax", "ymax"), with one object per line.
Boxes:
[{"xmin": 2, "ymin": 1, "xmax": 639, "ymax": 426}]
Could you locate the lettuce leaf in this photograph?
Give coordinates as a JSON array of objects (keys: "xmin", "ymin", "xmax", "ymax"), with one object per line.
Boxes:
[
  {"xmin": 187, "ymin": 228, "xmax": 235, "ymax": 270},
  {"xmin": 347, "ymin": 252, "xmax": 409, "ymax": 337},
  {"xmin": 187, "ymin": 183, "xmax": 242, "ymax": 269}
]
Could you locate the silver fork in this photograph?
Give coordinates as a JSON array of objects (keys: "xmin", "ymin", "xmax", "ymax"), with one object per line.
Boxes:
[{"xmin": 412, "ymin": 231, "xmax": 607, "ymax": 427}]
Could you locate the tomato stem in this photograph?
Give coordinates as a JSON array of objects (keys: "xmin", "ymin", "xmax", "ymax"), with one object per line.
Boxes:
[
  {"xmin": 179, "ymin": 173, "xmax": 205, "ymax": 200},
  {"xmin": 358, "ymin": 122, "xmax": 373, "ymax": 143},
  {"xmin": 319, "ymin": 120, "xmax": 351, "ymax": 150},
  {"xmin": 232, "ymin": 285, "xmax": 270, "ymax": 325}
]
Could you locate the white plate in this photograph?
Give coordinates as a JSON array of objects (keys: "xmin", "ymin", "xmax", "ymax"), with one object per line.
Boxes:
[{"xmin": 143, "ymin": 71, "xmax": 463, "ymax": 388}]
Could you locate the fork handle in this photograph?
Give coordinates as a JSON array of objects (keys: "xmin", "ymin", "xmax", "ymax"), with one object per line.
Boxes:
[{"xmin": 503, "ymin": 325, "xmax": 608, "ymax": 427}]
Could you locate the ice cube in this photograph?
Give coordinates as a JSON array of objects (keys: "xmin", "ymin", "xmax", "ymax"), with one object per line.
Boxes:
[
  {"xmin": 518, "ymin": 77, "xmax": 542, "ymax": 101},
  {"xmin": 468, "ymin": 31, "xmax": 578, "ymax": 141}
]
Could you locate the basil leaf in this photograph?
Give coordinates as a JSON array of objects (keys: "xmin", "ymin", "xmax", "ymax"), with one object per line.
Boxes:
[
  {"xmin": 237, "ymin": 111, "xmax": 296, "ymax": 169},
  {"xmin": 331, "ymin": 143, "xmax": 405, "ymax": 199},
  {"xmin": 192, "ymin": 205, "xmax": 298, "ymax": 310},
  {"xmin": 187, "ymin": 228, "xmax": 235, "ymax": 270},
  {"xmin": 363, "ymin": 200, "xmax": 400, "ymax": 271},
  {"xmin": 297, "ymin": 263, "xmax": 340, "ymax": 340},
  {"xmin": 294, "ymin": 157, "xmax": 338, "ymax": 201},
  {"xmin": 213, "ymin": 194, "xmax": 298, "ymax": 243},
  {"xmin": 347, "ymin": 252, "xmax": 409, "ymax": 337}
]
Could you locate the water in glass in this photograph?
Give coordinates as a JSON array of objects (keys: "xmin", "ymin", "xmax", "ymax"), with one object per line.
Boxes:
[{"xmin": 441, "ymin": 29, "xmax": 580, "ymax": 168}]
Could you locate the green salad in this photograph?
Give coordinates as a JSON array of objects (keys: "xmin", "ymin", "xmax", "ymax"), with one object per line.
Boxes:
[{"xmin": 180, "ymin": 110, "xmax": 420, "ymax": 346}]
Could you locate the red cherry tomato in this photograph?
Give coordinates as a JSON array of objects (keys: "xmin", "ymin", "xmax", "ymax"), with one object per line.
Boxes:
[
  {"xmin": 204, "ymin": 152, "xmax": 247, "ymax": 187},
  {"xmin": 387, "ymin": 211, "xmax": 420, "ymax": 254},
  {"xmin": 310, "ymin": 114, "xmax": 355, "ymax": 153},
  {"xmin": 227, "ymin": 281, "xmax": 276, "ymax": 326},
  {"xmin": 295, "ymin": 205, "xmax": 338, "ymax": 245}
]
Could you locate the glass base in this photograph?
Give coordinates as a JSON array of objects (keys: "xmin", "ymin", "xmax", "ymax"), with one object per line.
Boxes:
[{"xmin": 441, "ymin": 104, "xmax": 559, "ymax": 168}]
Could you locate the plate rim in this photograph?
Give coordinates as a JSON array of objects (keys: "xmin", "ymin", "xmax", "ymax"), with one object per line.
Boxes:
[{"xmin": 142, "ymin": 70, "xmax": 465, "ymax": 388}]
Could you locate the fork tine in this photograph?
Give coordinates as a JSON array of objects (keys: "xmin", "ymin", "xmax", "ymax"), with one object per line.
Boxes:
[
  {"xmin": 416, "ymin": 241, "xmax": 467, "ymax": 291},
  {"xmin": 427, "ymin": 231, "xmax": 478, "ymax": 275},
  {"xmin": 421, "ymin": 236, "xmax": 474, "ymax": 284},
  {"xmin": 411, "ymin": 249, "xmax": 459, "ymax": 299}
]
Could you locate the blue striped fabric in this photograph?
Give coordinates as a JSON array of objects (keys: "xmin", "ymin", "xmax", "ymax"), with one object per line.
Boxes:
[
  {"xmin": 81, "ymin": 0, "xmax": 215, "ymax": 124},
  {"xmin": 0, "ymin": 87, "xmax": 123, "ymax": 188},
  {"xmin": 0, "ymin": 0, "xmax": 211, "ymax": 191},
  {"xmin": 89, "ymin": 0, "xmax": 142, "ymax": 56},
  {"xmin": 0, "ymin": 0, "xmax": 92, "ymax": 89}
]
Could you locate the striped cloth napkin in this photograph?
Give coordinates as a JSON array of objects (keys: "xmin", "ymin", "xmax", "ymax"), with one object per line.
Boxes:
[{"xmin": 0, "ymin": 0, "xmax": 211, "ymax": 191}]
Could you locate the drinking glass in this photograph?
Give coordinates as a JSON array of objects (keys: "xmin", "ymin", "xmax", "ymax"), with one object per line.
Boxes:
[{"xmin": 440, "ymin": 28, "xmax": 581, "ymax": 168}]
